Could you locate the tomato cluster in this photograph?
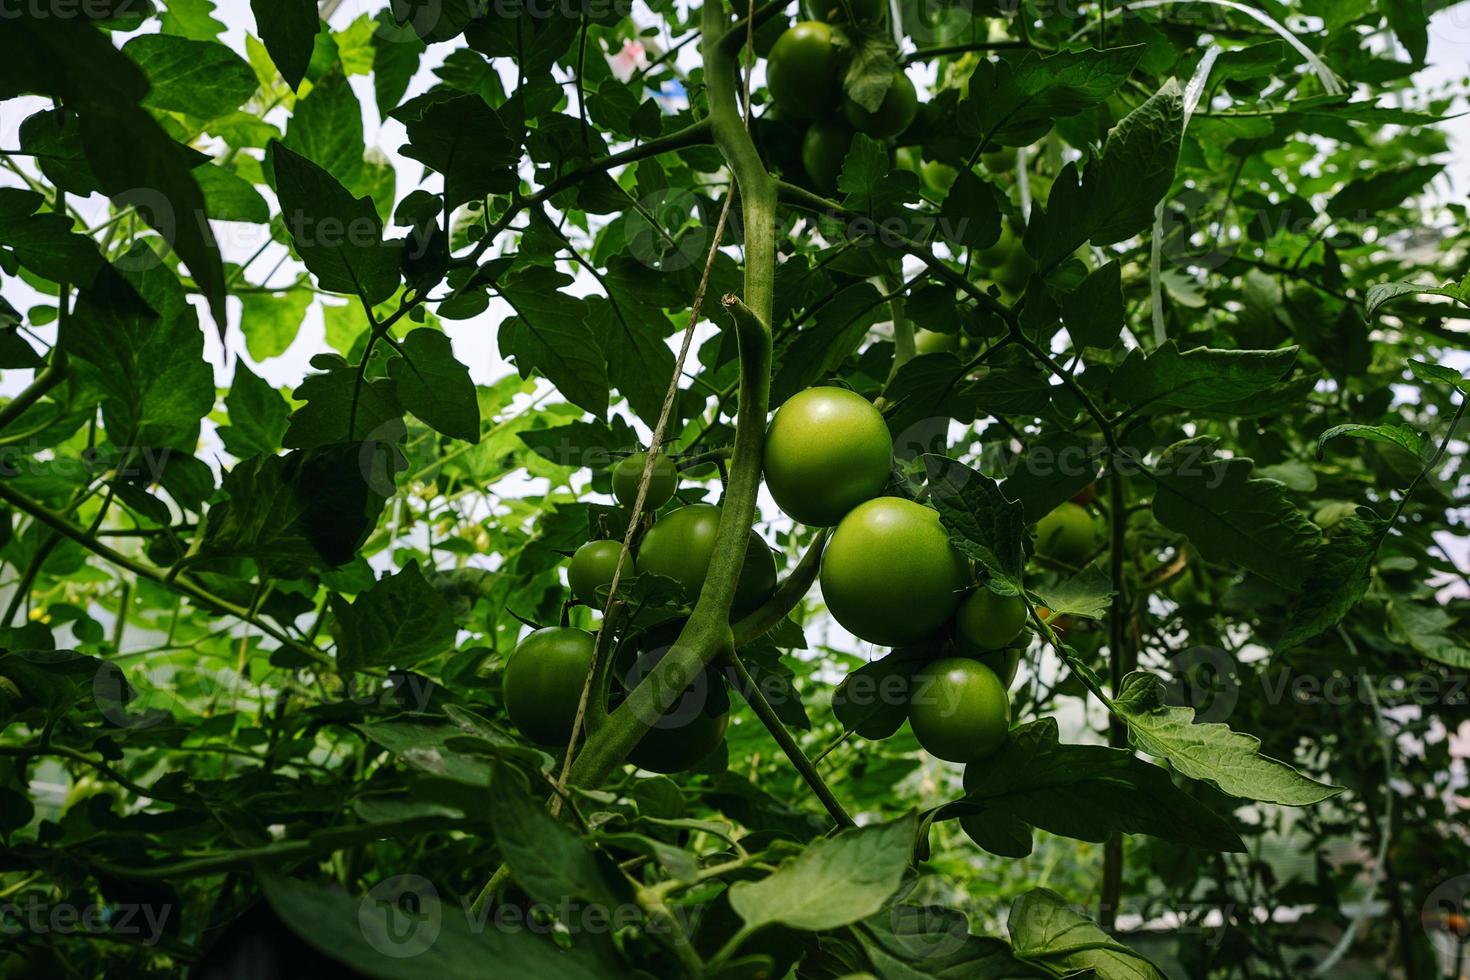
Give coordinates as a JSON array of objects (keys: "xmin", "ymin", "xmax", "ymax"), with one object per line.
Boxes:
[{"xmin": 765, "ymin": 10, "xmax": 920, "ymax": 194}]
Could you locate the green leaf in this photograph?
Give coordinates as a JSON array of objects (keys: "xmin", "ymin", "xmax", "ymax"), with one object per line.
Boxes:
[
  {"xmin": 1278, "ymin": 513, "xmax": 1384, "ymax": 652},
  {"xmin": 372, "ymin": 10, "xmax": 424, "ymax": 116},
  {"xmin": 1408, "ymin": 357, "xmax": 1467, "ymax": 389},
  {"xmin": 1378, "ymin": 0, "xmax": 1429, "ymax": 63},
  {"xmin": 63, "ymin": 255, "xmax": 214, "ymax": 450},
  {"xmin": 219, "ymin": 363, "xmax": 290, "ymax": 459},
  {"xmin": 1030, "ymin": 565, "xmax": 1114, "ymax": 620},
  {"xmin": 0, "ymin": 188, "xmax": 103, "ymax": 286},
  {"xmin": 283, "ymin": 353, "xmax": 405, "ymax": 450},
  {"xmin": 195, "ymin": 165, "xmax": 269, "ymax": 223},
  {"xmin": 1147, "ymin": 440, "xmax": 1322, "ymax": 590},
  {"xmin": 1112, "ymin": 672, "xmax": 1343, "ymax": 805},
  {"xmin": 395, "ymin": 92, "xmax": 518, "ymax": 210},
  {"xmin": 730, "ymin": 813, "xmax": 917, "ymax": 933},
  {"xmin": 772, "ymin": 283, "xmax": 886, "ymax": 404},
  {"xmin": 262, "ymin": 873, "xmax": 623, "ymax": 979},
  {"xmin": 958, "ymin": 46, "xmax": 1147, "ymax": 148},
  {"xmin": 280, "ymin": 68, "xmax": 367, "ymax": 194},
  {"xmin": 938, "ymin": 168, "xmax": 1003, "ymax": 251},
  {"xmin": 387, "ymin": 329, "xmax": 481, "ymax": 442},
  {"xmin": 1009, "ymin": 888, "xmax": 1166, "ymax": 980},
  {"xmin": 268, "ymin": 140, "xmax": 401, "ymax": 305},
  {"xmin": 332, "ymin": 561, "xmax": 457, "ymax": 670},
  {"xmin": 201, "ymin": 444, "xmax": 392, "ymax": 569},
  {"xmin": 498, "ymin": 266, "xmax": 609, "ymax": 418},
  {"xmin": 1024, "ymin": 79, "xmax": 1184, "ymax": 272},
  {"xmin": 239, "ymin": 288, "xmax": 312, "ymax": 361},
  {"xmin": 489, "ymin": 769, "xmax": 628, "ymax": 913},
  {"xmin": 1110, "ymin": 342, "xmax": 1299, "ymax": 413},
  {"xmin": 159, "ymin": 0, "xmax": 225, "ymax": 40},
  {"xmin": 1364, "ymin": 279, "xmax": 1449, "ymax": 317},
  {"xmin": 585, "ymin": 290, "xmax": 677, "ymax": 426},
  {"xmin": 923, "ymin": 454, "xmax": 1025, "ymax": 593},
  {"xmin": 18, "ymin": 109, "xmax": 99, "ymax": 197},
  {"xmin": 957, "ymin": 718, "xmax": 1244, "ymax": 854},
  {"xmin": 1327, "ymin": 162, "xmax": 1443, "ymax": 220},
  {"xmin": 124, "ymin": 34, "xmax": 258, "ymax": 118},
  {"xmin": 251, "ymin": 0, "xmax": 319, "ymax": 91},
  {"xmin": 1062, "ymin": 260, "xmax": 1124, "ymax": 350},
  {"xmin": 841, "ymin": 37, "xmax": 898, "ymax": 113},
  {"xmin": 854, "ymin": 904, "xmax": 1035, "ymax": 979},
  {"xmin": 1386, "ymin": 599, "xmax": 1470, "ymax": 668},
  {"xmin": 1318, "ymin": 422, "xmax": 1424, "ymax": 461}
]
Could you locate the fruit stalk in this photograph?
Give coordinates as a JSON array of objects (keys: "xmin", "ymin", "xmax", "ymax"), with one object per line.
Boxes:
[{"xmin": 566, "ymin": 0, "xmax": 775, "ymax": 788}]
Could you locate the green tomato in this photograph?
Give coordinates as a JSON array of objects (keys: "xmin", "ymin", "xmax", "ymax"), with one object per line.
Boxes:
[
  {"xmin": 981, "ymin": 145, "xmax": 1017, "ymax": 173},
  {"xmin": 801, "ymin": 0, "xmax": 884, "ymax": 24},
  {"xmin": 977, "ymin": 644, "xmax": 1021, "ymax": 688},
  {"xmin": 801, "ymin": 118, "xmax": 855, "ymax": 193},
  {"xmin": 1034, "ymin": 501, "xmax": 1099, "ymax": 566},
  {"xmin": 637, "ymin": 504, "xmax": 778, "ymax": 615},
  {"xmin": 503, "ymin": 627, "xmax": 595, "ymax": 745},
  {"xmin": 842, "ymin": 69, "xmax": 918, "ymax": 139},
  {"xmin": 568, "ymin": 539, "xmax": 635, "ymax": 605},
  {"xmin": 914, "ymin": 328, "xmax": 957, "ymax": 355},
  {"xmin": 763, "ymin": 385, "xmax": 892, "ymax": 527},
  {"xmin": 767, "ymin": 22, "xmax": 842, "ymax": 119},
  {"xmin": 955, "ymin": 588, "xmax": 1026, "ymax": 652},
  {"xmin": 894, "ymin": 145, "xmax": 921, "ymax": 175},
  {"xmin": 921, "ymin": 158, "xmax": 958, "ymax": 195},
  {"xmin": 820, "ymin": 497, "xmax": 969, "ymax": 646},
  {"xmin": 975, "ymin": 220, "xmax": 1023, "ymax": 267},
  {"xmin": 908, "ymin": 657, "xmax": 1010, "ymax": 763},
  {"xmin": 994, "ymin": 244, "xmax": 1036, "ymax": 295},
  {"xmin": 621, "ymin": 625, "xmax": 731, "ymax": 773},
  {"xmin": 613, "ymin": 452, "xmax": 678, "ymax": 510}
]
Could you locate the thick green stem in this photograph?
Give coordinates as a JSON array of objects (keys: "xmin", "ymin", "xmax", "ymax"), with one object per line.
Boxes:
[
  {"xmin": 731, "ymin": 529, "xmax": 827, "ymax": 648},
  {"xmin": 566, "ymin": 1, "xmax": 775, "ymax": 789}
]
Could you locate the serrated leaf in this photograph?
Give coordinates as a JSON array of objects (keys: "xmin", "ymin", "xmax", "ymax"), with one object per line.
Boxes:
[
  {"xmin": 1112, "ymin": 672, "xmax": 1342, "ymax": 805},
  {"xmin": 283, "ymin": 353, "xmax": 405, "ymax": 450},
  {"xmin": 396, "ymin": 92, "xmax": 518, "ymax": 210},
  {"xmin": 220, "ymin": 362, "xmax": 290, "ymax": 459},
  {"xmin": 388, "ymin": 329, "xmax": 480, "ymax": 442},
  {"xmin": 1318, "ymin": 422, "xmax": 1424, "ymax": 461},
  {"xmin": 332, "ymin": 561, "xmax": 457, "ymax": 670},
  {"xmin": 1278, "ymin": 513, "xmax": 1384, "ymax": 651},
  {"xmin": 1062, "ymin": 260, "xmax": 1124, "ymax": 350},
  {"xmin": 1147, "ymin": 439, "xmax": 1322, "ymax": 590},
  {"xmin": 1024, "ymin": 80, "xmax": 1184, "ymax": 273},
  {"xmin": 124, "ymin": 34, "xmax": 258, "ymax": 118},
  {"xmin": 1328, "ymin": 163, "xmax": 1442, "ymax": 219},
  {"xmin": 923, "ymin": 454, "xmax": 1025, "ymax": 592},
  {"xmin": 1030, "ymin": 565, "xmax": 1113, "ymax": 620},
  {"xmin": 0, "ymin": 188, "xmax": 103, "ymax": 285},
  {"xmin": 729, "ymin": 813, "xmax": 916, "ymax": 933},
  {"xmin": 1009, "ymin": 888, "xmax": 1166, "ymax": 980},
  {"xmin": 957, "ymin": 717, "xmax": 1244, "ymax": 854},
  {"xmin": 959, "ymin": 46, "xmax": 1147, "ymax": 149},
  {"xmin": 1386, "ymin": 599, "xmax": 1470, "ymax": 668},
  {"xmin": 497, "ymin": 266, "xmax": 609, "ymax": 418},
  {"xmin": 1110, "ymin": 341, "xmax": 1299, "ymax": 413}
]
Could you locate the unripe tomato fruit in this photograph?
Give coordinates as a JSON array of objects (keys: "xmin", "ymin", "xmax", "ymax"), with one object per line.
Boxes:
[
  {"xmin": 1034, "ymin": 501, "xmax": 1099, "ymax": 565},
  {"xmin": 801, "ymin": 118, "xmax": 854, "ymax": 193},
  {"xmin": 914, "ymin": 328, "xmax": 958, "ymax": 355},
  {"xmin": 621, "ymin": 625, "xmax": 731, "ymax": 773},
  {"xmin": 955, "ymin": 588, "xmax": 1026, "ymax": 652},
  {"xmin": 637, "ymin": 504, "xmax": 778, "ymax": 615},
  {"xmin": 842, "ymin": 69, "xmax": 917, "ymax": 139},
  {"xmin": 908, "ymin": 657, "xmax": 1010, "ymax": 763},
  {"xmin": 820, "ymin": 497, "xmax": 968, "ymax": 646},
  {"xmin": 503, "ymin": 627, "xmax": 595, "ymax": 745},
  {"xmin": 568, "ymin": 539, "xmax": 634, "ymax": 605},
  {"xmin": 763, "ymin": 386, "xmax": 892, "ymax": 527},
  {"xmin": 978, "ymin": 644, "xmax": 1021, "ymax": 687},
  {"xmin": 613, "ymin": 452, "xmax": 678, "ymax": 510},
  {"xmin": 767, "ymin": 22, "xmax": 842, "ymax": 119},
  {"xmin": 802, "ymin": 0, "xmax": 884, "ymax": 24}
]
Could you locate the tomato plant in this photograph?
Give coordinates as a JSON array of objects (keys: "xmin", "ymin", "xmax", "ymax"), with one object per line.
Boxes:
[{"xmin": 0, "ymin": 1, "xmax": 1466, "ymax": 978}]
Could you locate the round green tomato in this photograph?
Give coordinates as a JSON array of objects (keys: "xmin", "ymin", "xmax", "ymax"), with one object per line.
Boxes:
[
  {"xmin": 994, "ymin": 239, "xmax": 1036, "ymax": 294},
  {"xmin": 981, "ymin": 145, "xmax": 1017, "ymax": 173},
  {"xmin": 637, "ymin": 504, "xmax": 778, "ymax": 615},
  {"xmin": 820, "ymin": 497, "xmax": 969, "ymax": 646},
  {"xmin": 908, "ymin": 657, "xmax": 1010, "ymax": 763},
  {"xmin": 767, "ymin": 22, "xmax": 842, "ymax": 119},
  {"xmin": 630, "ymin": 703, "xmax": 729, "ymax": 773},
  {"xmin": 977, "ymin": 644, "xmax": 1021, "ymax": 688},
  {"xmin": 955, "ymin": 588, "xmax": 1026, "ymax": 652},
  {"xmin": 503, "ymin": 627, "xmax": 595, "ymax": 745},
  {"xmin": 568, "ymin": 540, "xmax": 634, "ymax": 605},
  {"xmin": 975, "ymin": 220, "xmax": 1023, "ymax": 267},
  {"xmin": 921, "ymin": 158, "xmax": 958, "ymax": 195},
  {"xmin": 802, "ymin": 0, "xmax": 884, "ymax": 24},
  {"xmin": 801, "ymin": 118, "xmax": 854, "ymax": 193},
  {"xmin": 842, "ymin": 69, "xmax": 917, "ymax": 139},
  {"xmin": 894, "ymin": 145, "xmax": 921, "ymax": 175},
  {"xmin": 764, "ymin": 386, "xmax": 892, "ymax": 527},
  {"xmin": 914, "ymin": 328, "xmax": 957, "ymax": 355},
  {"xmin": 1034, "ymin": 501, "xmax": 1099, "ymax": 566},
  {"xmin": 613, "ymin": 452, "xmax": 678, "ymax": 510}
]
